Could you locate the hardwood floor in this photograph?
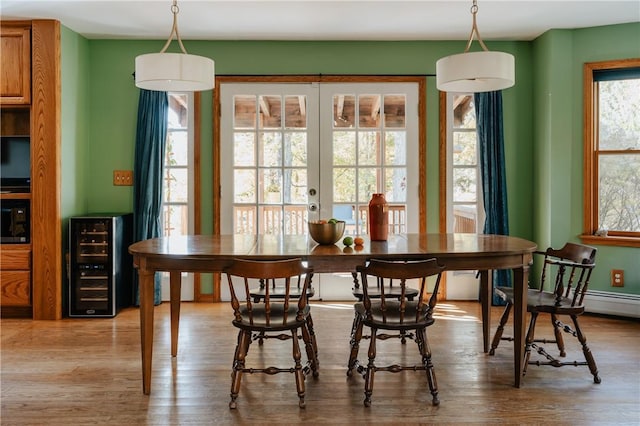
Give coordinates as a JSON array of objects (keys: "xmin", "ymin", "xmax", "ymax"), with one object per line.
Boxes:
[{"xmin": 2, "ymin": 301, "xmax": 639, "ymax": 425}]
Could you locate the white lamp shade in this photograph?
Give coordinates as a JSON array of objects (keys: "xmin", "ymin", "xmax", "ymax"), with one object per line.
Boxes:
[
  {"xmin": 436, "ymin": 50, "xmax": 515, "ymax": 93},
  {"xmin": 135, "ymin": 52, "xmax": 215, "ymax": 91}
]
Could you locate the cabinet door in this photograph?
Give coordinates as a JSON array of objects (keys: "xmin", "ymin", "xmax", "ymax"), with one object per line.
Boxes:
[
  {"xmin": 0, "ymin": 271, "xmax": 31, "ymax": 306},
  {"xmin": 0, "ymin": 25, "xmax": 31, "ymax": 105}
]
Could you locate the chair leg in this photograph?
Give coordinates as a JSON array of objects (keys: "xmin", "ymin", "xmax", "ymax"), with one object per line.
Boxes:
[
  {"xmin": 347, "ymin": 314, "xmax": 364, "ymax": 377},
  {"xmin": 523, "ymin": 312, "xmax": 539, "ymax": 377},
  {"xmin": 571, "ymin": 315, "xmax": 601, "ymax": 384},
  {"xmin": 229, "ymin": 330, "xmax": 251, "ymax": 409},
  {"xmin": 363, "ymin": 327, "xmax": 377, "ymax": 407},
  {"xmin": 305, "ymin": 312, "xmax": 319, "ymax": 363},
  {"xmin": 551, "ymin": 313, "xmax": 566, "ymax": 357},
  {"xmin": 301, "ymin": 320, "xmax": 319, "ymax": 377},
  {"xmin": 416, "ymin": 328, "xmax": 439, "ymax": 406},
  {"xmin": 291, "ymin": 328, "xmax": 306, "ymax": 408},
  {"xmin": 489, "ymin": 302, "xmax": 512, "ymax": 355}
]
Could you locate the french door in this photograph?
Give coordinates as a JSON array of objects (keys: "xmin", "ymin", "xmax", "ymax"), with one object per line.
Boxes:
[{"xmin": 219, "ymin": 79, "xmax": 420, "ymax": 299}]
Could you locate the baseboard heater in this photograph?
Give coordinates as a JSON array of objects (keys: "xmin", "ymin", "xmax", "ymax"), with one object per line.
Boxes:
[{"xmin": 583, "ymin": 290, "xmax": 640, "ymax": 319}]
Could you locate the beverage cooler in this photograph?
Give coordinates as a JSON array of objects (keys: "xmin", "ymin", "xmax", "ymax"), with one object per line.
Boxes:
[{"xmin": 68, "ymin": 213, "xmax": 133, "ymax": 317}]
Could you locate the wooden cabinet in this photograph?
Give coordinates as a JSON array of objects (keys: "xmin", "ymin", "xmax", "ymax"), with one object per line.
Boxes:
[
  {"xmin": 0, "ymin": 249, "xmax": 31, "ymax": 306},
  {"xmin": 1, "ymin": 20, "xmax": 61, "ymax": 319},
  {"xmin": 0, "ymin": 24, "xmax": 31, "ymax": 105}
]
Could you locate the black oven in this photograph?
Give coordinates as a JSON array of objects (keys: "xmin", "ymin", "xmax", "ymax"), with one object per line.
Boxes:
[{"xmin": 0, "ymin": 200, "xmax": 30, "ymax": 243}]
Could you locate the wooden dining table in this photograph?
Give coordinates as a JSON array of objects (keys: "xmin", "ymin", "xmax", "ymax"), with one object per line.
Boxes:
[{"xmin": 129, "ymin": 233, "xmax": 536, "ymax": 395}]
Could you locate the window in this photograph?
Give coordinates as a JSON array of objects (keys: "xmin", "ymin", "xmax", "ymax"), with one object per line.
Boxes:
[
  {"xmin": 163, "ymin": 93, "xmax": 193, "ymax": 237},
  {"xmin": 161, "ymin": 92, "xmax": 195, "ymax": 300},
  {"xmin": 583, "ymin": 59, "xmax": 640, "ymax": 247},
  {"xmin": 439, "ymin": 92, "xmax": 486, "ymax": 300},
  {"xmin": 445, "ymin": 93, "xmax": 484, "ymax": 234}
]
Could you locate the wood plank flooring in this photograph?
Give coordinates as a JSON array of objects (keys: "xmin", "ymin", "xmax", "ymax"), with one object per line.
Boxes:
[{"xmin": 2, "ymin": 301, "xmax": 639, "ymax": 425}]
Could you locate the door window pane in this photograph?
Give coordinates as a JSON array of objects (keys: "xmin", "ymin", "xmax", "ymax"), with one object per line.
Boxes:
[
  {"xmin": 334, "ymin": 168, "xmax": 356, "ymax": 202},
  {"xmin": 385, "ymin": 131, "xmax": 406, "ymax": 165},
  {"xmin": 234, "ymin": 170, "xmax": 256, "ymax": 203},
  {"xmin": 333, "ymin": 132, "xmax": 356, "ymax": 165},
  {"xmin": 358, "ymin": 131, "xmax": 380, "ymax": 165},
  {"xmin": 334, "ymin": 94, "xmax": 355, "ymax": 128},
  {"xmin": 285, "ymin": 95, "xmax": 307, "ymax": 128},
  {"xmin": 383, "ymin": 94, "xmax": 405, "ymax": 128},
  {"xmin": 234, "ymin": 95, "xmax": 256, "ymax": 128},
  {"xmin": 259, "ymin": 95, "xmax": 282, "ymax": 128},
  {"xmin": 284, "ymin": 132, "xmax": 307, "ymax": 167},
  {"xmin": 359, "ymin": 94, "xmax": 381, "ymax": 128},
  {"xmin": 234, "ymin": 133, "xmax": 255, "ymax": 166}
]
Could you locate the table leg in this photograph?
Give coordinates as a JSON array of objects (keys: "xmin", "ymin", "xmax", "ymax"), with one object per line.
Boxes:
[
  {"xmin": 139, "ymin": 268, "xmax": 155, "ymax": 395},
  {"xmin": 479, "ymin": 270, "xmax": 491, "ymax": 353},
  {"xmin": 170, "ymin": 271, "xmax": 182, "ymax": 357},
  {"xmin": 512, "ymin": 265, "xmax": 529, "ymax": 388}
]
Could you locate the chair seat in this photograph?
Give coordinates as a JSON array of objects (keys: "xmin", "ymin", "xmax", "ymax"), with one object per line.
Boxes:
[
  {"xmin": 233, "ymin": 304, "xmax": 311, "ymax": 331},
  {"xmin": 495, "ymin": 286, "xmax": 585, "ymax": 315},
  {"xmin": 355, "ymin": 300, "xmax": 434, "ymax": 330},
  {"xmin": 352, "ymin": 285, "xmax": 419, "ymax": 301}
]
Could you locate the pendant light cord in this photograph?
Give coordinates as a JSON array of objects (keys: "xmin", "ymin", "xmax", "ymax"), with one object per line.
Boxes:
[
  {"xmin": 464, "ymin": 0, "xmax": 489, "ymax": 52},
  {"xmin": 159, "ymin": 0, "xmax": 188, "ymax": 54}
]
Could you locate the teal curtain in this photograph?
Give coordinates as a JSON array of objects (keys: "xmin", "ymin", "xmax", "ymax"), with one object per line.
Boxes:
[
  {"xmin": 474, "ymin": 91, "xmax": 512, "ymax": 305},
  {"xmin": 133, "ymin": 89, "xmax": 168, "ymax": 306}
]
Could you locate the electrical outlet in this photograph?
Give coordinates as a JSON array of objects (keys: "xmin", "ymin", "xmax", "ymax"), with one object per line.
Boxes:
[
  {"xmin": 611, "ymin": 269, "xmax": 624, "ymax": 287},
  {"xmin": 113, "ymin": 170, "xmax": 133, "ymax": 186}
]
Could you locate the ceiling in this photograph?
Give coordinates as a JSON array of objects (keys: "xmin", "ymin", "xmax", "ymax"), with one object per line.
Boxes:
[{"xmin": 1, "ymin": 1, "xmax": 638, "ymax": 42}]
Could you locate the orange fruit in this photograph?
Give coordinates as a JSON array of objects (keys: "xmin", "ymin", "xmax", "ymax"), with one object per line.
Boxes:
[{"xmin": 354, "ymin": 237, "xmax": 364, "ymax": 246}]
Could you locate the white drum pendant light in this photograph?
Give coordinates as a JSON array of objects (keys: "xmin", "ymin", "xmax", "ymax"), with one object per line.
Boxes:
[
  {"xmin": 135, "ymin": 0, "xmax": 214, "ymax": 91},
  {"xmin": 436, "ymin": 0, "xmax": 515, "ymax": 93}
]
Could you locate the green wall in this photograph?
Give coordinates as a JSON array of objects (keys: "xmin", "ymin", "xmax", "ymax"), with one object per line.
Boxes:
[
  {"xmin": 532, "ymin": 22, "xmax": 640, "ymax": 295},
  {"xmin": 83, "ymin": 39, "xmax": 533, "ymax": 239},
  {"xmin": 59, "ymin": 23, "xmax": 638, "ymax": 298}
]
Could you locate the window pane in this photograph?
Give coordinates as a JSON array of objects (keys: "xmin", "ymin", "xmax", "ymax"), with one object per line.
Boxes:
[
  {"xmin": 164, "ymin": 168, "xmax": 188, "ymax": 203},
  {"xmin": 385, "ymin": 167, "xmax": 407, "ymax": 202},
  {"xmin": 384, "ymin": 94, "xmax": 405, "ymax": 128},
  {"xmin": 259, "ymin": 132, "xmax": 282, "ymax": 167},
  {"xmin": 234, "ymin": 170, "xmax": 255, "ymax": 203},
  {"xmin": 285, "ymin": 169, "xmax": 307, "ymax": 204},
  {"xmin": 598, "ymin": 154, "xmax": 640, "ymax": 232},
  {"xmin": 453, "ymin": 167, "xmax": 477, "ymax": 202},
  {"xmin": 358, "ymin": 131, "xmax": 380, "ymax": 165},
  {"xmin": 453, "ymin": 95, "xmax": 476, "ymax": 129},
  {"xmin": 260, "ymin": 169, "xmax": 282, "ymax": 204},
  {"xmin": 334, "ymin": 94, "xmax": 355, "ymax": 128},
  {"xmin": 333, "ymin": 131, "xmax": 356, "ymax": 165},
  {"xmin": 453, "ymin": 131, "xmax": 477, "ymax": 166},
  {"xmin": 168, "ymin": 94, "xmax": 188, "ymax": 129},
  {"xmin": 234, "ymin": 206, "xmax": 256, "ymax": 234},
  {"xmin": 234, "ymin": 133, "xmax": 255, "ymax": 166},
  {"xmin": 167, "ymin": 131, "xmax": 188, "ymax": 166},
  {"xmin": 334, "ymin": 167, "xmax": 356, "ymax": 202},
  {"xmin": 162, "ymin": 204, "xmax": 189, "ymax": 236},
  {"xmin": 259, "ymin": 95, "xmax": 282, "ymax": 129},
  {"xmin": 285, "ymin": 95, "xmax": 306, "ymax": 128},
  {"xmin": 284, "ymin": 132, "xmax": 307, "ymax": 167},
  {"xmin": 357, "ymin": 167, "xmax": 377, "ymax": 203},
  {"xmin": 453, "ymin": 204, "xmax": 478, "ymax": 233},
  {"xmin": 359, "ymin": 94, "xmax": 381, "ymax": 128},
  {"xmin": 234, "ymin": 95, "xmax": 256, "ymax": 128},
  {"xmin": 598, "ymin": 80, "xmax": 640, "ymax": 150},
  {"xmin": 385, "ymin": 131, "xmax": 406, "ymax": 165}
]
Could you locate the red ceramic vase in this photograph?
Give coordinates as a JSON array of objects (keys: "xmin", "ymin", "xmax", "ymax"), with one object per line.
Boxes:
[{"xmin": 368, "ymin": 193, "xmax": 389, "ymax": 241}]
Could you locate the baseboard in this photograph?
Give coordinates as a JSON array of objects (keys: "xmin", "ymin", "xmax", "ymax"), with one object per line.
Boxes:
[{"xmin": 583, "ymin": 290, "xmax": 640, "ymax": 319}]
